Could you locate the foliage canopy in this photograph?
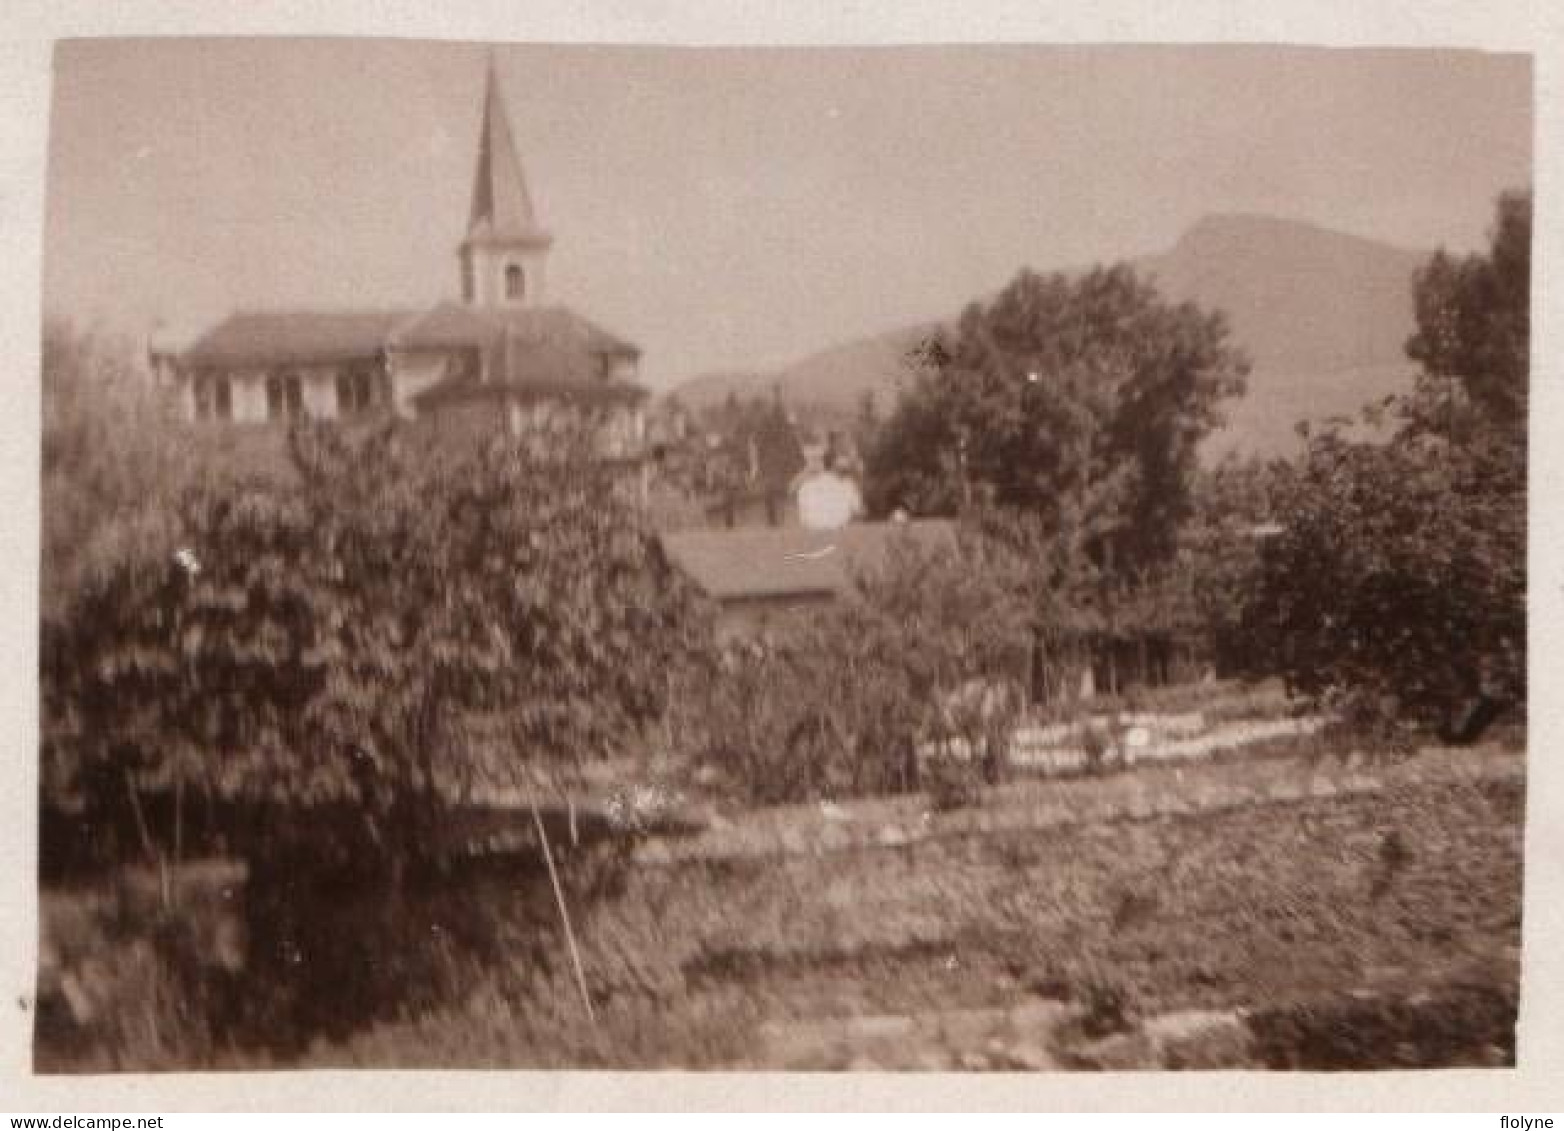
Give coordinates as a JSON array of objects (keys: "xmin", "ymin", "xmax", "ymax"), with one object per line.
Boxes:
[
  {"xmin": 864, "ymin": 264, "xmax": 1249, "ymax": 575},
  {"xmin": 43, "ymin": 416, "xmax": 707, "ymax": 875},
  {"xmin": 1241, "ymin": 191, "xmax": 1529, "ymax": 733}
]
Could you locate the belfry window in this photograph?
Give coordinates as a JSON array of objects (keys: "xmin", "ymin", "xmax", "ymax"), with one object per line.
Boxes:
[{"xmin": 505, "ymin": 263, "xmax": 525, "ymax": 301}]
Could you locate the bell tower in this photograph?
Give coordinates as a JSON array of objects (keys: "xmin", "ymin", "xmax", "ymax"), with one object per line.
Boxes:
[{"xmin": 459, "ymin": 60, "xmax": 553, "ymax": 307}]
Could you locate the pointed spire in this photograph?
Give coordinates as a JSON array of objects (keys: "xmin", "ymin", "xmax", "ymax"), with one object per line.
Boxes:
[{"xmin": 465, "ymin": 56, "xmax": 552, "ymax": 248}]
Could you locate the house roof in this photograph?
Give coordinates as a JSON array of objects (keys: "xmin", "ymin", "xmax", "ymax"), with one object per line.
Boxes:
[
  {"xmin": 660, "ymin": 519, "xmax": 958, "ymax": 603},
  {"xmin": 182, "ymin": 309, "xmax": 416, "ymax": 369},
  {"xmin": 464, "ymin": 62, "xmax": 552, "ymax": 250}
]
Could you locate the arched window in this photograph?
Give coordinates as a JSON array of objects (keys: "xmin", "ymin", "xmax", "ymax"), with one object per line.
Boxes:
[{"xmin": 504, "ymin": 263, "xmax": 525, "ymax": 301}]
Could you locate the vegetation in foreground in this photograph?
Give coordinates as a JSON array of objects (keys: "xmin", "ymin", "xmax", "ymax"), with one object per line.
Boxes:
[{"xmin": 39, "ymin": 740, "xmax": 1518, "ymax": 1070}]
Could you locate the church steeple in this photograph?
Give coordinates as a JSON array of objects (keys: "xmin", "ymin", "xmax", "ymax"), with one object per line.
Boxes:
[{"xmin": 459, "ymin": 58, "xmax": 553, "ymax": 307}]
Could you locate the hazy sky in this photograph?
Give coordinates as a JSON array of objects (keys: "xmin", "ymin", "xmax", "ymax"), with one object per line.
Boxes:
[{"xmin": 44, "ymin": 39, "xmax": 1531, "ymax": 390}]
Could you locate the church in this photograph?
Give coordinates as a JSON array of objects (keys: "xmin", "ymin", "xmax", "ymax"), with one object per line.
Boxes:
[{"xmin": 152, "ymin": 63, "xmax": 647, "ymax": 460}]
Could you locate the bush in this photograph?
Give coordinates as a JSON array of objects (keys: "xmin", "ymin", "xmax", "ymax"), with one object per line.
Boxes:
[
  {"xmin": 1248, "ymin": 982, "xmax": 1517, "ymax": 1069},
  {"xmin": 1243, "ymin": 424, "xmax": 1523, "ymax": 737},
  {"xmin": 1237, "ymin": 192, "xmax": 1527, "ymax": 739},
  {"xmin": 681, "ymin": 609, "xmax": 928, "ymax": 806},
  {"xmin": 680, "ymin": 525, "xmax": 1029, "ymax": 806},
  {"xmin": 41, "ymin": 419, "xmax": 707, "ymax": 1050}
]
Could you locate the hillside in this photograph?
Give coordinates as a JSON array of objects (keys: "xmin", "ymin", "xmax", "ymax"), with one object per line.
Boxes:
[{"xmin": 670, "ymin": 214, "xmax": 1430, "ymax": 459}]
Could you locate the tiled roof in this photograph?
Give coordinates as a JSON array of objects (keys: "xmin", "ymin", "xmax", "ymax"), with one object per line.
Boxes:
[
  {"xmin": 385, "ymin": 302, "xmax": 502, "ymax": 352},
  {"xmin": 183, "ymin": 302, "xmax": 641, "ymax": 398},
  {"xmin": 660, "ymin": 519, "xmax": 958, "ymax": 603},
  {"xmin": 409, "ymin": 307, "xmax": 647, "ymax": 409},
  {"xmin": 493, "ymin": 306, "xmax": 640, "ymax": 358},
  {"xmin": 181, "ymin": 309, "xmax": 416, "ymax": 368},
  {"xmin": 391, "ymin": 303, "xmax": 639, "ymax": 359}
]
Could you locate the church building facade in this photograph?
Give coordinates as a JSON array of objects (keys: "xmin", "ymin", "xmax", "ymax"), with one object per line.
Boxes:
[{"xmin": 153, "ymin": 64, "xmax": 646, "ymax": 459}]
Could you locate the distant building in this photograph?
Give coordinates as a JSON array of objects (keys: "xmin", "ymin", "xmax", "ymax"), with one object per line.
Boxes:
[
  {"xmin": 660, "ymin": 519, "xmax": 955, "ymax": 641},
  {"xmin": 794, "ymin": 443, "xmax": 864, "ymax": 530},
  {"xmin": 150, "ymin": 62, "xmax": 646, "ymax": 461}
]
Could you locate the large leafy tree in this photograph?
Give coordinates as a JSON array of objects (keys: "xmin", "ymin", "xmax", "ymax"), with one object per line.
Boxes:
[
  {"xmin": 1405, "ymin": 189, "xmax": 1530, "ymax": 436},
  {"xmin": 1246, "ymin": 428, "xmax": 1523, "ymax": 726},
  {"xmin": 43, "ymin": 420, "xmax": 708, "ymax": 876},
  {"xmin": 40, "ymin": 321, "xmax": 192, "ymax": 622},
  {"xmin": 864, "ymin": 264, "xmax": 1249, "ymax": 575},
  {"xmin": 1243, "ymin": 191, "xmax": 1529, "ymax": 735}
]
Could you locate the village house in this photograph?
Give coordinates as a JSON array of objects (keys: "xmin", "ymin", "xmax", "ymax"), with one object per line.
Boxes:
[{"xmin": 150, "ymin": 63, "xmax": 646, "ymax": 461}]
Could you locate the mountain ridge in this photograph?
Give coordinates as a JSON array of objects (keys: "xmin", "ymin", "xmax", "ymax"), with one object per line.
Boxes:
[{"xmin": 669, "ymin": 213, "xmax": 1431, "ymax": 459}]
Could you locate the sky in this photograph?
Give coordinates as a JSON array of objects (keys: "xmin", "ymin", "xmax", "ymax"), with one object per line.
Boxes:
[{"xmin": 43, "ymin": 39, "xmax": 1532, "ymax": 391}]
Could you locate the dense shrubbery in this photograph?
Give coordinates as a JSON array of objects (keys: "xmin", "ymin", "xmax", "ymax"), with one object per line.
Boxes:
[
  {"xmin": 864, "ymin": 264, "xmax": 1247, "ymax": 576},
  {"xmin": 40, "ymin": 320, "xmax": 194, "ymax": 621},
  {"xmin": 40, "ymin": 387, "xmax": 709, "ymax": 1047},
  {"xmin": 1244, "ymin": 421, "xmax": 1523, "ymax": 737},
  {"xmin": 680, "ymin": 527, "xmax": 1030, "ymax": 805},
  {"xmin": 1238, "ymin": 191, "xmax": 1528, "ymax": 738},
  {"xmin": 856, "ymin": 261, "xmax": 1253, "ymax": 712},
  {"xmin": 852, "ymin": 192, "xmax": 1529, "ymax": 744},
  {"xmin": 44, "ymin": 421, "xmax": 706, "ymax": 857}
]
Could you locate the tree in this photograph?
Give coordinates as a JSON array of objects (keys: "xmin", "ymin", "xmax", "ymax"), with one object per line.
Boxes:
[
  {"xmin": 1241, "ymin": 191, "xmax": 1529, "ymax": 737},
  {"xmin": 852, "ymin": 389, "xmax": 882, "ymax": 463},
  {"xmin": 43, "ymin": 419, "xmax": 708, "ymax": 874},
  {"xmin": 1243, "ymin": 424, "xmax": 1523, "ymax": 734},
  {"xmin": 40, "ymin": 320, "xmax": 192, "ymax": 622},
  {"xmin": 1181, "ymin": 454, "xmax": 1295, "ymax": 675},
  {"xmin": 1405, "ymin": 190, "xmax": 1530, "ymax": 436},
  {"xmin": 42, "ymin": 416, "xmax": 713, "ymax": 1042},
  {"xmin": 861, "ymin": 265, "xmax": 1247, "ymax": 699},
  {"xmin": 864, "ymin": 264, "xmax": 1249, "ymax": 576},
  {"xmin": 682, "ymin": 523, "xmax": 1031, "ymax": 804}
]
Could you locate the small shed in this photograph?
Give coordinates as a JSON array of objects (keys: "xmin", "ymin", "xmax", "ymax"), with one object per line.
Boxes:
[{"xmin": 660, "ymin": 519, "xmax": 956, "ymax": 641}]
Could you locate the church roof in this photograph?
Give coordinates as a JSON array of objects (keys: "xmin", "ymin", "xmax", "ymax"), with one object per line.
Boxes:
[
  {"xmin": 660, "ymin": 519, "xmax": 958, "ymax": 603},
  {"xmin": 385, "ymin": 302, "xmax": 501, "ymax": 352},
  {"xmin": 464, "ymin": 62, "xmax": 552, "ymax": 249},
  {"xmin": 181, "ymin": 309, "xmax": 417, "ymax": 368},
  {"xmin": 182, "ymin": 302, "xmax": 639, "ymax": 374},
  {"xmin": 390, "ymin": 303, "xmax": 639, "ymax": 359},
  {"xmin": 411, "ymin": 321, "xmax": 647, "ymax": 410}
]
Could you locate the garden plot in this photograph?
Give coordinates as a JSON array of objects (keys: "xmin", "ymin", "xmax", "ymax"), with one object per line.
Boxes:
[
  {"xmin": 1009, "ymin": 711, "xmax": 1326, "ymax": 771},
  {"xmin": 918, "ymin": 704, "xmax": 1326, "ymax": 774},
  {"xmin": 296, "ymin": 743, "xmax": 1523, "ymax": 1070}
]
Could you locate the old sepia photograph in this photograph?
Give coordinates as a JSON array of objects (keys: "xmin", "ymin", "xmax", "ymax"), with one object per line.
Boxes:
[{"xmin": 33, "ymin": 37, "xmax": 1530, "ymax": 1073}]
